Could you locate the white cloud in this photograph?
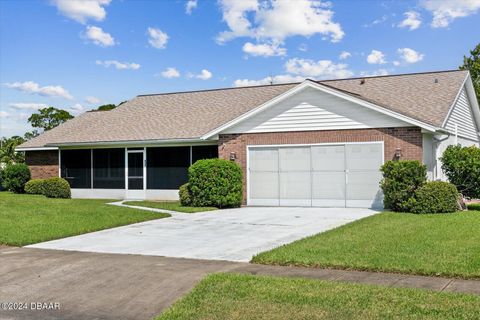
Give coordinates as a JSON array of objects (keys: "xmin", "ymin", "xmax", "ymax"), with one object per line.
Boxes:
[
  {"xmin": 161, "ymin": 67, "xmax": 181, "ymax": 78},
  {"xmin": 234, "ymin": 74, "xmax": 305, "ymax": 87},
  {"xmin": 285, "ymin": 58, "xmax": 354, "ymax": 79},
  {"xmin": 421, "ymin": 0, "xmax": 480, "ymax": 28},
  {"xmin": 367, "ymin": 50, "xmax": 386, "ymax": 64},
  {"xmin": 195, "ymin": 69, "xmax": 212, "ymax": 80},
  {"xmin": 0, "ymin": 111, "xmax": 10, "ymax": 118},
  {"xmin": 242, "ymin": 42, "xmax": 286, "ymax": 57},
  {"xmin": 360, "ymin": 69, "xmax": 389, "ymax": 77},
  {"xmin": 339, "ymin": 51, "xmax": 351, "ymax": 60},
  {"xmin": 217, "ymin": 0, "xmax": 344, "ymax": 43},
  {"xmin": 147, "ymin": 27, "xmax": 169, "ymax": 49},
  {"xmin": 85, "ymin": 96, "xmax": 101, "ymax": 104},
  {"xmin": 51, "ymin": 0, "xmax": 111, "ymax": 24},
  {"xmin": 84, "ymin": 26, "xmax": 115, "ymax": 47},
  {"xmin": 4, "ymin": 81, "xmax": 73, "ymax": 100},
  {"xmin": 363, "ymin": 15, "xmax": 388, "ymax": 27},
  {"xmin": 397, "ymin": 48, "xmax": 424, "ymax": 64},
  {"xmin": 69, "ymin": 103, "xmax": 84, "ymax": 112},
  {"xmin": 185, "ymin": 0, "xmax": 198, "ymax": 14},
  {"xmin": 234, "ymin": 57, "xmax": 353, "ymax": 87},
  {"xmin": 393, "ymin": 60, "xmax": 401, "ymax": 66},
  {"xmin": 95, "ymin": 60, "xmax": 141, "ymax": 70},
  {"xmin": 398, "ymin": 11, "xmax": 422, "ymax": 30},
  {"xmin": 9, "ymin": 103, "xmax": 48, "ymax": 110}
]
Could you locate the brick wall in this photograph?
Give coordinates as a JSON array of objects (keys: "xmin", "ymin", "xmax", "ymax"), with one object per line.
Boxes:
[
  {"xmin": 218, "ymin": 127, "xmax": 423, "ymax": 202},
  {"xmin": 25, "ymin": 150, "xmax": 59, "ymax": 179}
]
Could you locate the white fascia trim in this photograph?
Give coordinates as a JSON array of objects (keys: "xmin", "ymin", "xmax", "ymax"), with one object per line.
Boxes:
[
  {"xmin": 15, "ymin": 147, "xmax": 59, "ymax": 152},
  {"xmin": 201, "ymin": 80, "xmax": 439, "ymax": 139},
  {"xmin": 464, "ymin": 75, "xmax": 480, "ymax": 137},
  {"xmin": 441, "ymin": 73, "xmax": 469, "ymax": 128}
]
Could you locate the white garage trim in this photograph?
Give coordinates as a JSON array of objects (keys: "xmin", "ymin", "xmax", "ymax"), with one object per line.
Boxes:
[{"xmin": 246, "ymin": 141, "xmax": 384, "ymax": 208}]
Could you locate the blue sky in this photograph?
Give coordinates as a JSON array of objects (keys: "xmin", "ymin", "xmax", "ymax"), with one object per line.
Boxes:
[{"xmin": 1, "ymin": 0, "xmax": 479, "ymax": 137}]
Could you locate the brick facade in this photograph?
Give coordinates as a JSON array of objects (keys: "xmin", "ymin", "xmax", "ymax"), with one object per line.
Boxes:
[
  {"xmin": 218, "ymin": 127, "xmax": 423, "ymax": 202},
  {"xmin": 25, "ymin": 150, "xmax": 59, "ymax": 179}
]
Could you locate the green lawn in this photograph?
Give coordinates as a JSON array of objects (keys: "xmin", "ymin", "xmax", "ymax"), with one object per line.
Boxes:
[
  {"xmin": 157, "ymin": 273, "xmax": 480, "ymax": 320},
  {"xmin": 0, "ymin": 192, "xmax": 170, "ymax": 246},
  {"xmin": 253, "ymin": 211, "xmax": 480, "ymax": 279},
  {"xmin": 123, "ymin": 200, "xmax": 217, "ymax": 213}
]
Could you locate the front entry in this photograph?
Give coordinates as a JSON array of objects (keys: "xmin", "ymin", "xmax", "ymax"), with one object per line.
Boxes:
[
  {"xmin": 126, "ymin": 149, "xmax": 145, "ymax": 199},
  {"xmin": 248, "ymin": 143, "xmax": 384, "ymax": 208}
]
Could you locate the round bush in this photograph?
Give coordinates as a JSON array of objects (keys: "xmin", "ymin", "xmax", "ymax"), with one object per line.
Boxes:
[
  {"xmin": 440, "ymin": 145, "xmax": 480, "ymax": 199},
  {"xmin": 380, "ymin": 160, "xmax": 427, "ymax": 212},
  {"xmin": 1, "ymin": 163, "xmax": 31, "ymax": 193},
  {"xmin": 179, "ymin": 183, "xmax": 192, "ymax": 206},
  {"xmin": 408, "ymin": 181, "xmax": 459, "ymax": 214},
  {"xmin": 25, "ymin": 179, "xmax": 46, "ymax": 195},
  {"xmin": 188, "ymin": 159, "xmax": 243, "ymax": 208},
  {"xmin": 42, "ymin": 177, "xmax": 71, "ymax": 198}
]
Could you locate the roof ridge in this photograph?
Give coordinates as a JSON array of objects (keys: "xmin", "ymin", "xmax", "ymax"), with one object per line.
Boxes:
[{"xmin": 136, "ymin": 69, "xmax": 465, "ymax": 98}]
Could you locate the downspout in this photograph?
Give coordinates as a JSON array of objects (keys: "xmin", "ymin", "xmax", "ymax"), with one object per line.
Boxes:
[{"xmin": 432, "ymin": 132, "xmax": 451, "ymax": 180}]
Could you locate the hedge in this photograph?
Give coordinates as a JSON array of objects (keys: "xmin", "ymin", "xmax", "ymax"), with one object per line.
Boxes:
[
  {"xmin": 25, "ymin": 178, "xmax": 46, "ymax": 195},
  {"xmin": 179, "ymin": 183, "xmax": 192, "ymax": 206},
  {"xmin": 188, "ymin": 159, "xmax": 243, "ymax": 208},
  {"xmin": 380, "ymin": 160, "xmax": 427, "ymax": 212},
  {"xmin": 1, "ymin": 163, "xmax": 31, "ymax": 193},
  {"xmin": 440, "ymin": 145, "xmax": 480, "ymax": 199},
  {"xmin": 407, "ymin": 181, "xmax": 460, "ymax": 214},
  {"xmin": 42, "ymin": 177, "xmax": 71, "ymax": 198}
]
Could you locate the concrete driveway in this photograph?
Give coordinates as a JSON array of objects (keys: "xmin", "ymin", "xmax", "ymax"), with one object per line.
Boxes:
[{"xmin": 28, "ymin": 207, "xmax": 377, "ymax": 262}]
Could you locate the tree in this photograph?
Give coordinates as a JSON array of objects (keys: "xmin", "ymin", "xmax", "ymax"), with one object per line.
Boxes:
[
  {"xmin": 460, "ymin": 43, "xmax": 480, "ymax": 103},
  {"xmin": 28, "ymin": 107, "xmax": 73, "ymax": 131},
  {"xmin": 95, "ymin": 104, "xmax": 116, "ymax": 111},
  {"xmin": 24, "ymin": 130, "xmax": 39, "ymax": 140},
  {"xmin": 0, "ymin": 136, "xmax": 26, "ymax": 165}
]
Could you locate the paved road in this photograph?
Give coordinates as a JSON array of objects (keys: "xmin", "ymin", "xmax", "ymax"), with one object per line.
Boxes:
[
  {"xmin": 27, "ymin": 207, "xmax": 377, "ymax": 261},
  {"xmin": 1, "ymin": 247, "xmax": 479, "ymax": 320}
]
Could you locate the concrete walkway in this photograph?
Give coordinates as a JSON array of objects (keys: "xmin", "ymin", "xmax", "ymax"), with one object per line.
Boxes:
[
  {"xmin": 1, "ymin": 247, "xmax": 479, "ymax": 320},
  {"xmin": 28, "ymin": 205, "xmax": 377, "ymax": 262}
]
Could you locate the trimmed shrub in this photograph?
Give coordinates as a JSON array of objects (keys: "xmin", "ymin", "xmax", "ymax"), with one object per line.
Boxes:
[
  {"xmin": 440, "ymin": 145, "xmax": 480, "ymax": 199},
  {"xmin": 25, "ymin": 179, "xmax": 46, "ymax": 195},
  {"xmin": 188, "ymin": 159, "xmax": 242, "ymax": 208},
  {"xmin": 1, "ymin": 163, "xmax": 31, "ymax": 193},
  {"xmin": 42, "ymin": 177, "xmax": 71, "ymax": 198},
  {"xmin": 467, "ymin": 203, "xmax": 480, "ymax": 211},
  {"xmin": 380, "ymin": 160, "xmax": 427, "ymax": 212},
  {"xmin": 179, "ymin": 183, "xmax": 192, "ymax": 206},
  {"xmin": 407, "ymin": 181, "xmax": 460, "ymax": 214}
]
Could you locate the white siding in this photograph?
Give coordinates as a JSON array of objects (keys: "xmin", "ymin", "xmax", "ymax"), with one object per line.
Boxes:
[
  {"xmin": 445, "ymin": 88, "xmax": 479, "ymax": 141},
  {"xmin": 223, "ymin": 87, "xmax": 410, "ymax": 134}
]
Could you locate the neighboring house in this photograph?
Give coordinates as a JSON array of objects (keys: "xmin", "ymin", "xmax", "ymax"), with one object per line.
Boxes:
[{"xmin": 16, "ymin": 70, "xmax": 480, "ymax": 208}]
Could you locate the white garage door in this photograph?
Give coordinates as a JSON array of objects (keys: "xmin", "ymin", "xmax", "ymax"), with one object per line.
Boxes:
[{"xmin": 248, "ymin": 143, "xmax": 383, "ymax": 208}]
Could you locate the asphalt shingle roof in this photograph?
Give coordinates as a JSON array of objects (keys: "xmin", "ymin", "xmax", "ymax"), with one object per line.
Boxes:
[{"xmin": 18, "ymin": 70, "xmax": 468, "ymax": 148}]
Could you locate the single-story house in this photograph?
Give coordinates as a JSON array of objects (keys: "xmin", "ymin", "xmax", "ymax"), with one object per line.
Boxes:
[{"xmin": 16, "ymin": 70, "xmax": 480, "ymax": 208}]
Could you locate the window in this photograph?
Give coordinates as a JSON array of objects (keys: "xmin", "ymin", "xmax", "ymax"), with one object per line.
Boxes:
[
  {"xmin": 147, "ymin": 147, "xmax": 190, "ymax": 189},
  {"xmin": 192, "ymin": 145, "xmax": 218, "ymax": 163},
  {"xmin": 93, "ymin": 148, "xmax": 125, "ymax": 189},
  {"xmin": 61, "ymin": 149, "xmax": 91, "ymax": 188}
]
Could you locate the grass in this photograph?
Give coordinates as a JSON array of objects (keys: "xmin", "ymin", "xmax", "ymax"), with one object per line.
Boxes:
[
  {"xmin": 157, "ymin": 273, "xmax": 480, "ymax": 320},
  {"xmin": 0, "ymin": 192, "xmax": 170, "ymax": 246},
  {"xmin": 123, "ymin": 200, "xmax": 217, "ymax": 213},
  {"xmin": 252, "ymin": 211, "xmax": 480, "ymax": 279}
]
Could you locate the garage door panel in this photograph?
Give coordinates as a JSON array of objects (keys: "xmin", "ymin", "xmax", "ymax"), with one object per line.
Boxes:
[
  {"xmin": 249, "ymin": 148, "xmax": 278, "ymax": 171},
  {"xmin": 346, "ymin": 144, "xmax": 383, "ymax": 170},
  {"xmin": 311, "ymin": 145, "xmax": 345, "ymax": 171},
  {"xmin": 346, "ymin": 171, "xmax": 382, "ymax": 199},
  {"xmin": 279, "ymin": 172, "xmax": 311, "ymax": 206},
  {"xmin": 312, "ymin": 172, "xmax": 345, "ymax": 206},
  {"xmin": 279, "ymin": 147, "xmax": 310, "ymax": 171},
  {"xmin": 249, "ymin": 172, "xmax": 279, "ymax": 200}
]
